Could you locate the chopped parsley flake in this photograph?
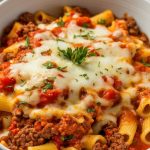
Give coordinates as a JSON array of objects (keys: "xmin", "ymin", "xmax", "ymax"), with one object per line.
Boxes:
[
  {"xmin": 74, "ymin": 30, "xmax": 95, "ymax": 40},
  {"xmin": 87, "ymin": 108, "xmax": 95, "ymax": 113},
  {"xmin": 43, "ymin": 61, "xmax": 54, "ymax": 69},
  {"xmin": 98, "ymin": 19, "xmax": 106, "ymax": 25},
  {"xmin": 42, "ymin": 82, "xmax": 53, "ymax": 92},
  {"xmin": 61, "ymin": 135, "xmax": 74, "ymax": 141},
  {"xmin": 57, "ymin": 66, "xmax": 67, "ymax": 71},
  {"xmin": 57, "ymin": 18, "xmax": 65, "ymax": 27},
  {"xmin": 82, "ymin": 23, "xmax": 89, "ymax": 28},
  {"xmin": 80, "ymin": 74, "xmax": 89, "ymax": 80},
  {"xmin": 25, "ymin": 36, "xmax": 30, "ymax": 47},
  {"xmin": 105, "ymin": 68, "xmax": 109, "ymax": 71}
]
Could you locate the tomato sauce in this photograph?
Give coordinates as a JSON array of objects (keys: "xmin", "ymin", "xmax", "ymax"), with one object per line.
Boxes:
[{"xmin": 129, "ymin": 133, "xmax": 150, "ymax": 150}]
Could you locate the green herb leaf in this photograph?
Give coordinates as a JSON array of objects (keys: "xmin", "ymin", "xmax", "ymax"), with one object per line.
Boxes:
[
  {"xmin": 87, "ymin": 108, "xmax": 95, "ymax": 113},
  {"xmin": 74, "ymin": 31, "xmax": 95, "ymax": 40},
  {"xmin": 57, "ymin": 18, "xmax": 65, "ymax": 27},
  {"xmin": 88, "ymin": 52, "xmax": 97, "ymax": 57},
  {"xmin": 61, "ymin": 135, "xmax": 74, "ymax": 141},
  {"xmin": 82, "ymin": 23, "xmax": 89, "ymax": 28},
  {"xmin": 57, "ymin": 66, "xmax": 67, "ymax": 71},
  {"xmin": 97, "ymin": 19, "xmax": 106, "ymax": 25},
  {"xmin": 43, "ymin": 61, "xmax": 54, "ymax": 69},
  {"xmin": 42, "ymin": 82, "xmax": 53, "ymax": 92},
  {"xmin": 25, "ymin": 36, "xmax": 30, "ymax": 47},
  {"xmin": 58, "ymin": 47, "xmax": 89, "ymax": 65}
]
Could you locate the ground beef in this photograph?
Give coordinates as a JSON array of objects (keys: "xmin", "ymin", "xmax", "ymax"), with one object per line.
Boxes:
[
  {"xmin": 123, "ymin": 13, "xmax": 140, "ymax": 36},
  {"xmin": 3, "ymin": 109, "xmax": 92, "ymax": 150},
  {"xmin": 18, "ymin": 12, "xmax": 35, "ymax": 24},
  {"xmin": 103, "ymin": 122, "xmax": 128, "ymax": 150},
  {"xmin": 123, "ymin": 14, "xmax": 149, "ymax": 45},
  {"xmin": 92, "ymin": 141, "xmax": 108, "ymax": 150},
  {"xmin": 73, "ymin": 7, "xmax": 91, "ymax": 17},
  {"xmin": 18, "ymin": 22, "xmax": 38, "ymax": 37}
]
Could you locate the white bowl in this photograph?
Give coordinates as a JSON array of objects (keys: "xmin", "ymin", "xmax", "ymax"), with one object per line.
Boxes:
[{"xmin": 0, "ymin": 0, "xmax": 150, "ymax": 38}]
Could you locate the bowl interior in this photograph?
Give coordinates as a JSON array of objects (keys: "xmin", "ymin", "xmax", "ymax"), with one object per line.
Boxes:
[{"xmin": 0, "ymin": 0, "xmax": 150, "ymax": 38}]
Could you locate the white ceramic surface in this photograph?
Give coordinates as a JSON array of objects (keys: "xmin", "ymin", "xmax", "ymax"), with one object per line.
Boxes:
[{"xmin": 0, "ymin": 0, "xmax": 150, "ymax": 38}]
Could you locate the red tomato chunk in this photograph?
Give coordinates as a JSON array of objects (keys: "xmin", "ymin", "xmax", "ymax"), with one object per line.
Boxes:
[{"xmin": 0, "ymin": 77, "xmax": 16, "ymax": 93}]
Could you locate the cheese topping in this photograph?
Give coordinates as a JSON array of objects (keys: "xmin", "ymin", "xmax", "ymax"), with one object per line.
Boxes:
[{"xmin": 8, "ymin": 20, "xmax": 143, "ymax": 120}]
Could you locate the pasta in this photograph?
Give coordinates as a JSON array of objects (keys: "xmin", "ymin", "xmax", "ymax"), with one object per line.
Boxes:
[
  {"xmin": 137, "ymin": 97, "xmax": 150, "ymax": 117},
  {"xmin": 0, "ymin": 5, "xmax": 150, "ymax": 150},
  {"xmin": 28, "ymin": 143, "xmax": 57, "ymax": 150},
  {"xmin": 119, "ymin": 110, "xmax": 137, "ymax": 145},
  {"xmin": 34, "ymin": 11, "xmax": 55, "ymax": 24},
  {"xmin": 91, "ymin": 10, "xmax": 114, "ymax": 26},
  {"xmin": 0, "ymin": 95, "xmax": 16, "ymax": 112},
  {"xmin": 141, "ymin": 117, "xmax": 150, "ymax": 145},
  {"xmin": 7, "ymin": 22, "xmax": 23, "ymax": 39}
]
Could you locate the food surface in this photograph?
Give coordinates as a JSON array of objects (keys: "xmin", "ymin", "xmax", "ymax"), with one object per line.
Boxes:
[{"xmin": 0, "ymin": 6, "xmax": 150, "ymax": 150}]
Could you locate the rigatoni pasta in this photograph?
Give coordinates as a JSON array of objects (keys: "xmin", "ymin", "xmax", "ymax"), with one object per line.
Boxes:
[{"xmin": 119, "ymin": 110, "xmax": 137, "ymax": 145}]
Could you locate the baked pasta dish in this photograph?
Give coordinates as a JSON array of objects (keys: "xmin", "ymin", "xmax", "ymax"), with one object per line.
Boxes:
[{"xmin": 0, "ymin": 6, "xmax": 150, "ymax": 150}]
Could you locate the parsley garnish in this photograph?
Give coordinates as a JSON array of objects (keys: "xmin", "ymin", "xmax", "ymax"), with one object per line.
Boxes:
[
  {"xmin": 42, "ymin": 82, "xmax": 53, "ymax": 92},
  {"xmin": 25, "ymin": 36, "xmax": 30, "ymax": 47},
  {"xmin": 88, "ymin": 53, "xmax": 97, "ymax": 57},
  {"xmin": 97, "ymin": 19, "xmax": 106, "ymax": 25},
  {"xmin": 61, "ymin": 135, "xmax": 74, "ymax": 141},
  {"xmin": 82, "ymin": 23, "xmax": 89, "ymax": 28},
  {"xmin": 57, "ymin": 18, "xmax": 65, "ymax": 27},
  {"xmin": 59, "ymin": 47, "xmax": 89, "ymax": 65},
  {"xmin": 43, "ymin": 61, "xmax": 54, "ymax": 69},
  {"xmin": 57, "ymin": 66, "xmax": 67, "ymax": 71},
  {"xmin": 87, "ymin": 108, "xmax": 95, "ymax": 113},
  {"xmin": 74, "ymin": 31, "xmax": 95, "ymax": 40},
  {"xmin": 80, "ymin": 74, "xmax": 89, "ymax": 80}
]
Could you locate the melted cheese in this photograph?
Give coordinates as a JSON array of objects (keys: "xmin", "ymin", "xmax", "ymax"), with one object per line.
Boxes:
[{"xmin": 9, "ymin": 20, "xmax": 143, "ymax": 121}]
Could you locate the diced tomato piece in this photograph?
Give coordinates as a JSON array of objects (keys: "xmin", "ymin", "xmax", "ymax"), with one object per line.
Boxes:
[
  {"xmin": 112, "ymin": 76, "xmax": 122, "ymax": 90},
  {"xmin": 51, "ymin": 27, "xmax": 62, "ymax": 37},
  {"xmin": 38, "ymin": 89, "xmax": 62, "ymax": 107},
  {"xmin": 0, "ymin": 77, "xmax": 16, "ymax": 93},
  {"xmin": 102, "ymin": 89, "xmax": 121, "ymax": 104},
  {"xmin": 76, "ymin": 17, "xmax": 93, "ymax": 28}
]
